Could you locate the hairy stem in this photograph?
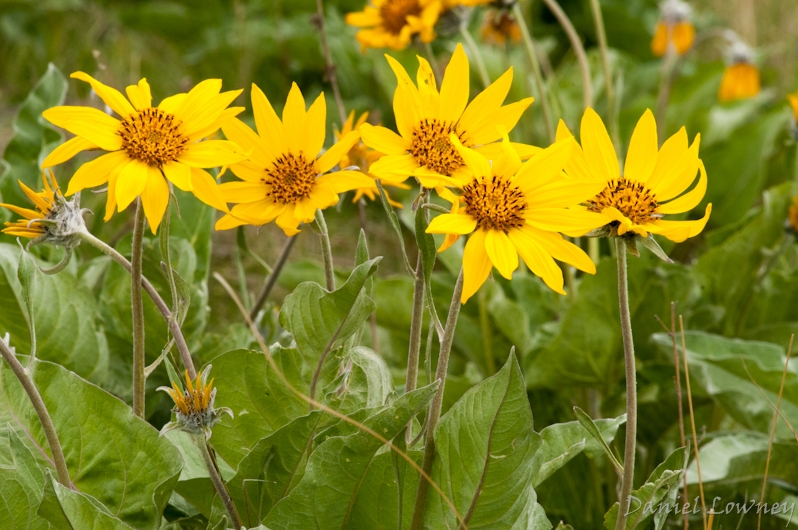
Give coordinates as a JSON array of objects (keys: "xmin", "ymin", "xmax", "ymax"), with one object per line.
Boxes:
[
  {"xmin": 410, "ymin": 269, "xmax": 464, "ymax": 530},
  {"xmin": 541, "ymin": 0, "xmax": 593, "ymax": 108},
  {"xmin": 513, "ymin": 2, "xmax": 555, "ymax": 142},
  {"xmin": 250, "ymin": 235, "xmax": 298, "ymax": 320},
  {"xmin": 197, "ymin": 437, "xmax": 242, "ymax": 529},
  {"xmin": 131, "ymin": 200, "xmax": 146, "ymax": 418},
  {"xmin": 79, "ymin": 230, "xmax": 197, "ymax": 379},
  {"xmin": 614, "ymin": 238, "xmax": 637, "ymax": 530},
  {"xmin": 589, "ymin": 0, "xmax": 619, "ymax": 148},
  {"xmin": 405, "ymin": 252, "xmax": 426, "ymax": 444},
  {"xmin": 459, "ymin": 24, "xmax": 490, "ymax": 88},
  {"xmin": 315, "ymin": 210, "xmax": 336, "ymax": 291},
  {"xmin": 0, "ymin": 340, "xmax": 71, "ymax": 488}
]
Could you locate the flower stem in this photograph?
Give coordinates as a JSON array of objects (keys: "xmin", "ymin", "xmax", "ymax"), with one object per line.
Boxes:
[
  {"xmin": 250, "ymin": 235, "xmax": 298, "ymax": 320},
  {"xmin": 131, "ymin": 200, "xmax": 146, "ymax": 418},
  {"xmin": 589, "ymin": 0, "xmax": 619, "ymax": 148},
  {"xmin": 196, "ymin": 436, "xmax": 242, "ymax": 529},
  {"xmin": 614, "ymin": 238, "xmax": 637, "ymax": 530},
  {"xmin": 541, "ymin": 0, "xmax": 593, "ymax": 108},
  {"xmin": 313, "ymin": 0, "xmax": 346, "ymax": 126},
  {"xmin": 0, "ymin": 340, "xmax": 71, "ymax": 488},
  {"xmin": 459, "ymin": 24, "xmax": 490, "ymax": 88},
  {"xmin": 314, "ymin": 209, "xmax": 335, "ymax": 291},
  {"xmin": 405, "ymin": 252, "xmax": 425, "ymax": 444},
  {"xmin": 409, "ymin": 269, "xmax": 464, "ymax": 530},
  {"xmin": 79, "ymin": 229, "xmax": 197, "ymax": 379},
  {"xmin": 513, "ymin": 2, "xmax": 555, "ymax": 142},
  {"xmin": 477, "ymin": 287, "xmax": 495, "ymax": 375}
]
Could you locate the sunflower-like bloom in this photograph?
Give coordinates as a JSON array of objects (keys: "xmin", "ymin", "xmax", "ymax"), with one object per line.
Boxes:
[
  {"xmin": 346, "ymin": 0, "xmax": 441, "ymax": 52},
  {"xmin": 718, "ymin": 41, "xmax": 760, "ymax": 102},
  {"xmin": 362, "ymin": 43, "xmax": 536, "ymax": 189},
  {"xmin": 159, "ymin": 366, "xmax": 232, "ymax": 440},
  {"xmin": 651, "ymin": 0, "xmax": 694, "ymax": 57},
  {"xmin": 425, "ymin": 133, "xmax": 606, "ymax": 302},
  {"xmin": 215, "ymin": 84, "xmax": 372, "ymax": 236},
  {"xmin": 558, "ymin": 108, "xmax": 711, "ymax": 244},
  {"xmin": 336, "ymin": 110, "xmax": 410, "ymax": 208},
  {"xmin": 42, "ymin": 73, "xmax": 246, "ymax": 233},
  {"xmin": 480, "ymin": 10, "xmax": 522, "ymax": 46}
]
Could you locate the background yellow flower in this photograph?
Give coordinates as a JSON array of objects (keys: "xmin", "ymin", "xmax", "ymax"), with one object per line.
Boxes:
[{"xmin": 346, "ymin": 0, "xmax": 441, "ymax": 51}]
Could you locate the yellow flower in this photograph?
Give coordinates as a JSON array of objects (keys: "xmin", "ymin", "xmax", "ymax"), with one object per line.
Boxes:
[
  {"xmin": 789, "ymin": 197, "xmax": 798, "ymax": 233},
  {"xmin": 651, "ymin": 21, "xmax": 695, "ymax": 56},
  {"xmin": 718, "ymin": 63, "xmax": 761, "ymax": 102},
  {"xmin": 159, "ymin": 366, "xmax": 232, "ymax": 439},
  {"xmin": 215, "ymin": 84, "xmax": 372, "ymax": 236},
  {"xmin": 42, "ymin": 73, "xmax": 246, "ymax": 233},
  {"xmin": 1, "ymin": 171, "xmax": 59, "ymax": 239},
  {"xmin": 346, "ymin": 0, "xmax": 441, "ymax": 52},
  {"xmin": 787, "ymin": 92, "xmax": 798, "ymax": 121},
  {"xmin": 425, "ymin": 133, "xmax": 606, "ymax": 302},
  {"xmin": 480, "ymin": 10, "xmax": 522, "ymax": 46},
  {"xmin": 558, "ymin": 108, "xmax": 711, "ymax": 243},
  {"xmin": 361, "ymin": 43, "xmax": 537, "ymax": 189}
]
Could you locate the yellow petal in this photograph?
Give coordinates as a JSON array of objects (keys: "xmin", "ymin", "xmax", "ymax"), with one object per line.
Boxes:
[
  {"xmin": 316, "ymin": 130, "xmax": 361, "ymax": 173},
  {"xmin": 66, "ymin": 150, "xmax": 130, "ymax": 195},
  {"xmin": 519, "ymin": 226, "xmax": 595, "ymax": 274},
  {"xmin": 219, "ymin": 181, "xmax": 267, "ymax": 203},
  {"xmin": 438, "ymin": 43, "xmax": 469, "ymax": 123},
  {"xmin": 556, "ymin": 119, "xmax": 597, "ymax": 182},
  {"xmin": 657, "ymin": 160, "xmax": 707, "ymax": 214},
  {"xmin": 42, "ymin": 106, "xmax": 122, "ymax": 151},
  {"xmin": 251, "ymin": 84, "xmax": 287, "ymax": 157},
  {"xmin": 104, "ymin": 166, "xmax": 122, "ymax": 221},
  {"xmin": 303, "ymin": 93, "xmax": 327, "ymax": 158},
  {"xmin": 173, "ymin": 79, "xmax": 223, "ymax": 132},
  {"xmin": 650, "ymin": 134, "xmax": 700, "ymax": 202},
  {"xmin": 645, "ymin": 126, "xmax": 689, "ymax": 194},
  {"xmin": 507, "ymin": 227, "xmax": 565, "ymax": 294},
  {"xmin": 484, "ymin": 229, "xmax": 518, "ymax": 279},
  {"xmin": 316, "ymin": 170, "xmax": 373, "ymax": 193},
  {"xmin": 227, "ymin": 160, "xmax": 266, "ymax": 183},
  {"xmin": 425, "ymin": 213, "xmax": 477, "ymax": 234},
  {"xmin": 125, "ymin": 78, "xmax": 152, "ymax": 110},
  {"xmin": 580, "ymin": 107, "xmax": 619, "ymax": 183},
  {"xmin": 466, "ymin": 98, "xmax": 534, "ymax": 145},
  {"xmin": 178, "ymin": 140, "xmax": 246, "ymax": 168},
  {"xmin": 523, "ymin": 177, "xmax": 606, "ymax": 209},
  {"xmin": 416, "ymin": 55, "xmax": 440, "ymax": 118},
  {"xmin": 161, "ymin": 161, "xmax": 193, "ymax": 191},
  {"xmin": 624, "ymin": 109, "xmax": 658, "ymax": 183},
  {"xmin": 524, "ymin": 208, "xmax": 607, "ymax": 236},
  {"xmin": 231, "ymin": 199, "xmax": 285, "ymax": 224},
  {"xmin": 360, "ymin": 124, "xmax": 408, "ymax": 155},
  {"xmin": 190, "ymin": 167, "xmax": 229, "ymax": 212},
  {"xmin": 459, "ymin": 67, "xmax": 513, "ymax": 134},
  {"xmin": 43, "ymin": 136, "xmax": 97, "ymax": 168},
  {"xmin": 215, "ymin": 213, "xmax": 249, "ymax": 231},
  {"xmin": 157, "ymin": 93, "xmax": 186, "ymax": 114},
  {"xmin": 275, "ymin": 205, "xmax": 302, "ymax": 236},
  {"xmin": 513, "ymin": 137, "xmax": 573, "ymax": 192},
  {"xmin": 282, "ymin": 82, "xmax": 306, "ymax": 154},
  {"xmin": 71, "ymin": 72, "xmax": 135, "ymax": 117},
  {"xmin": 141, "ymin": 166, "xmax": 170, "ymax": 233},
  {"xmin": 645, "ymin": 203, "xmax": 712, "ymax": 243},
  {"xmin": 221, "ymin": 117, "xmax": 273, "ymax": 167},
  {"xmin": 115, "ymin": 159, "xmax": 150, "ymax": 211},
  {"xmin": 0, "ymin": 204, "xmax": 41, "ymax": 220},
  {"xmin": 473, "ymin": 141, "xmax": 541, "ymax": 162},
  {"xmin": 294, "ymin": 198, "xmax": 318, "ymax": 223},
  {"xmin": 461, "ymin": 229, "xmax": 492, "ymax": 304},
  {"xmin": 491, "ymin": 130, "xmax": 523, "ymax": 179},
  {"xmin": 448, "ymin": 134, "xmax": 491, "ymax": 177}
]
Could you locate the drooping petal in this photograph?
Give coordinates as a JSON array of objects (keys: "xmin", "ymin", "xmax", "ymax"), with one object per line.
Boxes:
[
  {"xmin": 657, "ymin": 160, "xmax": 707, "ymax": 214},
  {"xmin": 42, "ymin": 136, "xmax": 98, "ymax": 168},
  {"xmin": 190, "ymin": 167, "xmax": 229, "ymax": 212},
  {"xmin": 71, "ymin": 72, "xmax": 135, "ymax": 117},
  {"xmin": 66, "ymin": 150, "xmax": 130, "ymax": 195},
  {"xmin": 439, "ymin": 43, "xmax": 469, "ymax": 123},
  {"xmin": 0, "ymin": 204, "xmax": 41, "ymax": 220},
  {"xmin": 115, "ymin": 159, "xmax": 150, "ymax": 211},
  {"xmin": 275, "ymin": 205, "xmax": 302, "ymax": 236},
  {"xmin": 425, "ymin": 213, "xmax": 477, "ymax": 234},
  {"xmin": 125, "ymin": 78, "xmax": 152, "ymax": 110},
  {"xmin": 360, "ymin": 124, "xmax": 409, "ymax": 155},
  {"xmin": 42, "ymin": 107, "xmax": 122, "ymax": 151},
  {"xmin": 649, "ymin": 135, "xmax": 701, "ymax": 202},
  {"xmin": 368, "ymin": 153, "xmax": 419, "ymax": 181},
  {"xmin": 303, "ymin": 93, "xmax": 327, "ymax": 158},
  {"xmin": 645, "ymin": 203, "xmax": 712, "ymax": 243},
  {"xmin": 141, "ymin": 166, "xmax": 170, "ymax": 233},
  {"xmin": 178, "ymin": 140, "xmax": 246, "ymax": 168},
  {"xmin": 645, "ymin": 127, "xmax": 689, "ymax": 194},
  {"xmin": 484, "ymin": 229, "xmax": 518, "ymax": 279},
  {"xmin": 580, "ymin": 107, "xmax": 619, "ymax": 183},
  {"xmin": 461, "ymin": 229, "xmax": 492, "ymax": 303},
  {"xmin": 161, "ymin": 161, "xmax": 193, "ymax": 191},
  {"xmin": 624, "ymin": 109, "xmax": 658, "ymax": 183},
  {"xmin": 520, "ymin": 226, "xmax": 596, "ymax": 274},
  {"xmin": 315, "ymin": 170, "xmax": 373, "ymax": 193},
  {"xmin": 316, "ymin": 131, "xmax": 362, "ymax": 173},
  {"xmin": 104, "ymin": 165, "xmax": 124, "ymax": 221},
  {"xmin": 507, "ymin": 227, "xmax": 565, "ymax": 295}
]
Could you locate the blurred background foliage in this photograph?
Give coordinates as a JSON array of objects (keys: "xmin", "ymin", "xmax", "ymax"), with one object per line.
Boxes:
[{"xmin": 1, "ymin": 0, "xmax": 798, "ymax": 528}]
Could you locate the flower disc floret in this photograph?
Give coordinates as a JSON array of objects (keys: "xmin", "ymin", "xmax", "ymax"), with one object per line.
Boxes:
[
  {"xmin": 119, "ymin": 108, "xmax": 188, "ymax": 167},
  {"xmin": 462, "ymin": 175, "xmax": 526, "ymax": 232}
]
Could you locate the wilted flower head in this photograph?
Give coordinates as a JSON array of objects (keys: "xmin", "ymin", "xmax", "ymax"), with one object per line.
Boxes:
[
  {"xmin": 159, "ymin": 366, "xmax": 232, "ymax": 440},
  {"xmin": 718, "ymin": 38, "xmax": 760, "ymax": 102},
  {"xmin": 651, "ymin": 0, "xmax": 694, "ymax": 57},
  {"xmin": 480, "ymin": 9, "xmax": 522, "ymax": 46},
  {"xmin": 1, "ymin": 171, "xmax": 86, "ymax": 252}
]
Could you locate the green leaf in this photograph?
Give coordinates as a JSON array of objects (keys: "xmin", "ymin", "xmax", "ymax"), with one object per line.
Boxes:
[
  {"xmin": 0, "ymin": 64, "xmax": 66, "ymax": 211},
  {"xmin": 209, "ymin": 412, "xmax": 322, "ymax": 527},
  {"xmin": 426, "ymin": 353, "xmax": 551, "ymax": 529},
  {"xmin": 652, "ymin": 330, "xmax": 798, "ymax": 439},
  {"xmin": 603, "ymin": 446, "xmax": 688, "ymax": 530},
  {"xmin": 279, "ymin": 257, "xmax": 381, "ymax": 363},
  {"xmin": 0, "ymin": 429, "xmax": 49, "ymax": 529},
  {"xmin": 17, "ymin": 245, "xmax": 37, "ymax": 355},
  {"xmin": 327, "ymin": 346, "xmax": 395, "ymax": 414},
  {"xmin": 263, "ymin": 383, "xmax": 439, "ymax": 530},
  {"xmin": 0, "ymin": 359, "xmax": 182, "ymax": 529},
  {"xmin": 39, "ymin": 472, "xmax": 135, "ymax": 530},
  {"xmin": 573, "ymin": 407, "xmax": 625, "ymax": 474},
  {"xmin": 375, "ymin": 179, "xmax": 415, "ymax": 276},
  {"xmin": 0, "ymin": 243, "xmax": 108, "ymax": 383},
  {"xmin": 532, "ymin": 414, "xmax": 626, "ymax": 487}
]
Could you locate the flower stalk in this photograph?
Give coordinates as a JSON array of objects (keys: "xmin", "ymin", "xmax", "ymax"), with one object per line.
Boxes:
[
  {"xmin": 0, "ymin": 339, "xmax": 71, "ymax": 488},
  {"xmin": 589, "ymin": 0, "xmax": 619, "ymax": 148},
  {"xmin": 541, "ymin": 0, "xmax": 593, "ymax": 109},
  {"xmin": 314, "ymin": 209, "xmax": 336, "ymax": 291},
  {"xmin": 614, "ymin": 237, "xmax": 637, "ymax": 530},
  {"xmin": 405, "ymin": 252, "xmax": 425, "ymax": 444},
  {"xmin": 131, "ymin": 200, "xmax": 147, "ymax": 418},
  {"xmin": 410, "ymin": 268, "xmax": 464, "ymax": 530},
  {"xmin": 250, "ymin": 235, "xmax": 299, "ymax": 320}
]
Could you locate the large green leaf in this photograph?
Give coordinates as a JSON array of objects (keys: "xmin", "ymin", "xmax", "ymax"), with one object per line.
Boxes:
[
  {"xmin": 652, "ymin": 330, "xmax": 798, "ymax": 439},
  {"xmin": 0, "ymin": 243, "xmax": 108, "ymax": 384},
  {"xmin": 0, "ymin": 358, "xmax": 182, "ymax": 529},
  {"xmin": 39, "ymin": 472, "xmax": 135, "ymax": 530},
  {"xmin": 263, "ymin": 383, "xmax": 438, "ymax": 530},
  {"xmin": 0, "ymin": 430, "xmax": 49, "ymax": 529},
  {"xmin": 279, "ymin": 257, "xmax": 381, "ymax": 363},
  {"xmin": 425, "ymin": 353, "xmax": 551, "ymax": 529},
  {"xmin": 0, "ymin": 64, "xmax": 66, "ymax": 212}
]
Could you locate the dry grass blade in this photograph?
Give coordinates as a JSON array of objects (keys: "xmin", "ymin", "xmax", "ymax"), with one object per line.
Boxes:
[
  {"xmin": 740, "ymin": 361, "xmax": 798, "ymax": 443},
  {"xmin": 679, "ymin": 315, "xmax": 707, "ymax": 530},
  {"xmin": 212, "ymin": 272, "xmax": 468, "ymax": 530},
  {"xmin": 757, "ymin": 334, "xmax": 794, "ymax": 530}
]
